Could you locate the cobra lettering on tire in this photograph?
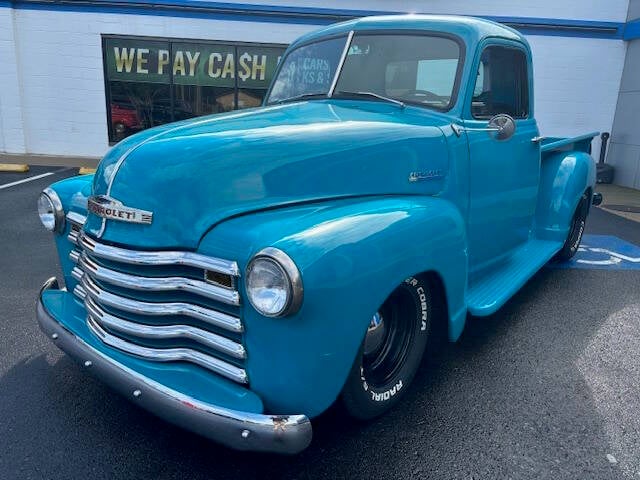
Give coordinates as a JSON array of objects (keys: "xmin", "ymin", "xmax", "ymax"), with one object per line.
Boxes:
[{"xmin": 340, "ymin": 276, "xmax": 432, "ymax": 419}]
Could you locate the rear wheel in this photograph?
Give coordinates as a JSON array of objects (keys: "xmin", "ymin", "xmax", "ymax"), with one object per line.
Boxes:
[
  {"xmin": 555, "ymin": 192, "xmax": 589, "ymax": 262},
  {"xmin": 340, "ymin": 277, "xmax": 431, "ymax": 420}
]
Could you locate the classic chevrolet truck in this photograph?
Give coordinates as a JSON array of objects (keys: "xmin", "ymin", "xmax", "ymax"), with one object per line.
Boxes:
[{"xmin": 36, "ymin": 15, "xmax": 603, "ymax": 454}]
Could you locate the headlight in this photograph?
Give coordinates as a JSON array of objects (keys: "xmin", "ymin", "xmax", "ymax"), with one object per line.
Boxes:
[
  {"xmin": 246, "ymin": 247, "xmax": 303, "ymax": 317},
  {"xmin": 37, "ymin": 188, "xmax": 65, "ymax": 233}
]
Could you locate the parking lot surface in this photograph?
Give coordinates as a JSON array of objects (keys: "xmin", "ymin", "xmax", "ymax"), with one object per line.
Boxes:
[{"xmin": 1, "ymin": 167, "xmax": 639, "ymax": 479}]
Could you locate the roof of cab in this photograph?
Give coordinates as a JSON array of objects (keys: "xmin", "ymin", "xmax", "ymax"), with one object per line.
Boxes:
[{"xmin": 290, "ymin": 14, "xmax": 525, "ymax": 48}]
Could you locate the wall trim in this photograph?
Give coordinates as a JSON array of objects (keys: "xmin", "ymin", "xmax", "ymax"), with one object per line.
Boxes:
[{"xmin": 0, "ymin": 0, "xmax": 628, "ymax": 39}]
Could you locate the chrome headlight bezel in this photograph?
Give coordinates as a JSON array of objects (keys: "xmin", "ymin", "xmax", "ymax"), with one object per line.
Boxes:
[
  {"xmin": 245, "ymin": 247, "xmax": 303, "ymax": 318},
  {"xmin": 38, "ymin": 187, "xmax": 65, "ymax": 233}
]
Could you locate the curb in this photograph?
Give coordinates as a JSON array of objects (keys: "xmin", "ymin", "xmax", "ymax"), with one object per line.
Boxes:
[
  {"xmin": 78, "ymin": 167, "xmax": 96, "ymax": 175},
  {"xmin": 0, "ymin": 163, "xmax": 29, "ymax": 173}
]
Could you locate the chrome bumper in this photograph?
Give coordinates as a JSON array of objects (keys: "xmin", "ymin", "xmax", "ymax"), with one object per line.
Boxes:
[{"xmin": 36, "ymin": 277, "xmax": 312, "ymax": 454}]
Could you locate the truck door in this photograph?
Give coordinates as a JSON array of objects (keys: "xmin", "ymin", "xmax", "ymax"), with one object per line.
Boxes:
[{"xmin": 464, "ymin": 43, "xmax": 540, "ymax": 269}]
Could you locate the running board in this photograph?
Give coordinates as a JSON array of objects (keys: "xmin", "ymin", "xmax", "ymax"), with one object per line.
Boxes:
[{"xmin": 467, "ymin": 239, "xmax": 562, "ymax": 316}]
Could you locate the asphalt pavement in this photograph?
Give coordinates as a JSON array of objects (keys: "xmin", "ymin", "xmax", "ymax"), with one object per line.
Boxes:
[{"xmin": 1, "ymin": 167, "xmax": 639, "ymax": 479}]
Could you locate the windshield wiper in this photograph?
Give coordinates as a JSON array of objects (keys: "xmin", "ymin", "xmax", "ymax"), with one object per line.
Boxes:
[
  {"xmin": 333, "ymin": 90, "xmax": 405, "ymax": 109},
  {"xmin": 272, "ymin": 93, "xmax": 328, "ymax": 105}
]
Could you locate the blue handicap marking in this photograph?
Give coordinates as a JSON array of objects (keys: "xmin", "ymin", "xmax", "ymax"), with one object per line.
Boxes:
[{"xmin": 555, "ymin": 234, "xmax": 640, "ymax": 270}]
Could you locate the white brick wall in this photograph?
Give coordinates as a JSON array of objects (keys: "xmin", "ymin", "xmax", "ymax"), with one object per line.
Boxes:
[
  {"xmin": 8, "ymin": 8, "xmax": 312, "ymax": 157},
  {"xmin": 529, "ymin": 36, "xmax": 627, "ymax": 156},
  {"xmin": 0, "ymin": 1, "xmax": 631, "ymax": 158},
  {"xmin": 0, "ymin": 7, "xmax": 26, "ymax": 153}
]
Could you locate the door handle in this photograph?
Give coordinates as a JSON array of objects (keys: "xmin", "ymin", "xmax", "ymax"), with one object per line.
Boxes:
[{"xmin": 531, "ymin": 136, "xmax": 546, "ymax": 144}]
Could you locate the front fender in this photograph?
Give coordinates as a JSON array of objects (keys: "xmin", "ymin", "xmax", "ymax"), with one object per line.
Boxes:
[
  {"xmin": 199, "ymin": 196, "xmax": 467, "ymax": 417},
  {"xmin": 45, "ymin": 175, "xmax": 93, "ymax": 288},
  {"xmin": 535, "ymin": 151, "xmax": 596, "ymax": 242}
]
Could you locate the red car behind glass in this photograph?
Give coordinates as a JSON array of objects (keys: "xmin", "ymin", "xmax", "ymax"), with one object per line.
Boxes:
[{"xmin": 110, "ymin": 103, "xmax": 142, "ymax": 135}]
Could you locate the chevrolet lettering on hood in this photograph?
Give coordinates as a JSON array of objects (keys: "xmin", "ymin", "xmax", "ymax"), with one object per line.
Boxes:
[{"xmin": 87, "ymin": 195, "xmax": 153, "ymax": 224}]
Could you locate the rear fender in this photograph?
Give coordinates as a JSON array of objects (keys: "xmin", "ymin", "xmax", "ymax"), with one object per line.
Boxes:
[
  {"xmin": 534, "ymin": 151, "xmax": 596, "ymax": 243},
  {"xmin": 201, "ymin": 196, "xmax": 467, "ymax": 417}
]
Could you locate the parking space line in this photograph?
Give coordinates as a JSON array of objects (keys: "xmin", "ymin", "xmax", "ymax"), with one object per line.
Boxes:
[{"xmin": 0, "ymin": 172, "xmax": 55, "ymax": 190}]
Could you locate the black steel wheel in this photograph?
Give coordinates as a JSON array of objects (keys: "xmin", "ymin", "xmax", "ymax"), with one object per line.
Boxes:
[
  {"xmin": 555, "ymin": 192, "xmax": 589, "ymax": 262},
  {"xmin": 340, "ymin": 277, "xmax": 432, "ymax": 420}
]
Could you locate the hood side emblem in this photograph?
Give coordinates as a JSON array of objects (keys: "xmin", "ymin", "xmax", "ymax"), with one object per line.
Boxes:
[
  {"xmin": 408, "ymin": 170, "xmax": 444, "ymax": 182},
  {"xmin": 88, "ymin": 195, "xmax": 153, "ymax": 225}
]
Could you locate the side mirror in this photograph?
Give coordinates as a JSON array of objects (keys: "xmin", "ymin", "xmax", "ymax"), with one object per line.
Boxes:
[
  {"xmin": 450, "ymin": 114, "xmax": 516, "ymax": 140},
  {"xmin": 488, "ymin": 114, "xmax": 516, "ymax": 141}
]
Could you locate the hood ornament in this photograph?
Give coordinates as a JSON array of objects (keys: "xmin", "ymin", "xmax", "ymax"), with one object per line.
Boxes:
[{"xmin": 88, "ymin": 195, "xmax": 153, "ymax": 225}]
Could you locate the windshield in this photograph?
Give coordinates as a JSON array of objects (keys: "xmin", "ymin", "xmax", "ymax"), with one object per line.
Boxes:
[
  {"xmin": 266, "ymin": 33, "xmax": 461, "ymax": 110},
  {"xmin": 267, "ymin": 36, "xmax": 348, "ymax": 103}
]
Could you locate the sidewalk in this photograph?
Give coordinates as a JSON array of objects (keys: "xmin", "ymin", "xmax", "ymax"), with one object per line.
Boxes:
[
  {"xmin": 596, "ymin": 183, "xmax": 640, "ymax": 223},
  {"xmin": 0, "ymin": 153, "xmax": 100, "ymax": 169}
]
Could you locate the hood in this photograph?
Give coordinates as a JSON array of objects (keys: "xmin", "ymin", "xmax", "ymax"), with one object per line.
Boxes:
[{"xmin": 85, "ymin": 100, "xmax": 450, "ymax": 249}]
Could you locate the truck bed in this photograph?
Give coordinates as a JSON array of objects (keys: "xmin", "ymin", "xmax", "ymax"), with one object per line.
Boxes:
[{"xmin": 540, "ymin": 132, "xmax": 599, "ymax": 156}]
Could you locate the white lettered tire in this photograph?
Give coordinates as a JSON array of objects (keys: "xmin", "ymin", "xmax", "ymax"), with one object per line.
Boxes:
[{"xmin": 340, "ymin": 277, "xmax": 432, "ymax": 420}]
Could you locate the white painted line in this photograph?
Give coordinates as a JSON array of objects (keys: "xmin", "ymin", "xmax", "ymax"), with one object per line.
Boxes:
[{"xmin": 0, "ymin": 172, "xmax": 54, "ymax": 190}]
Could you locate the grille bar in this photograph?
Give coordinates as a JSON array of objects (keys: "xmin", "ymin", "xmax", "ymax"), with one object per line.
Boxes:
[
  {"xmin": 71, "ymin": 266, "xmax": 83, "ymax": 282},
  {"xmin": 66, "ymin": 211, "xmax": 87, "ymax": 226},
  {"xmin": 85, "ymin": 296, "xmax": 246, "ymax": 360},
  {"xmin": 66, "ymin": 212, "xmax": 85, "ymax": 245},
  {"xmin": 69, "ymin": 249, "xmax": 80, "ymax": 263},
  {"xmin": 87, "ymin": 316, "xmax": 248, "ymax": 384},
  {"xmin": 78, "ymin": 253, "xmax": 241, "ymax": 306},
  {"xmin": 80, "ymin": 274, "xmax": 243, "ymax": 333},
  {"xmin": 79, "ymin": 232, "xmax": 240, "ymax": 276},
  {"xmin": 73, "ymin": 284, "xmax": 87, "ymax": 300},
  {"xmin": 72, "ymin": 233, "xmax": 247, "ymax": 384}
]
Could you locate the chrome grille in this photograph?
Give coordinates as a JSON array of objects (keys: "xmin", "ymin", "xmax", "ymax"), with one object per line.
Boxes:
[{"xmin": 68, "ymin": 219, "xmax": 247, "ymax": 384}]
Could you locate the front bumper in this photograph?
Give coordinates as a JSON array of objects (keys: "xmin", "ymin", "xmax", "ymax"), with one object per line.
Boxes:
[{"xmin": 36, "ymin": 277, "xmax": 312, "ymax": 454}]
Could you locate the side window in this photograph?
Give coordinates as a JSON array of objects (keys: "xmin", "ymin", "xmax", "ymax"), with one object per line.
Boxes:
[{"xmin": 471, "ymin": 46, "xmax": 529, "ymax": 119}]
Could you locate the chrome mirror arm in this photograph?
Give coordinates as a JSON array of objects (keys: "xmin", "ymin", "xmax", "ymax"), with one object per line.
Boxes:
[
  {"xmin": 451, "ymin": 114, "xmax": 516, "ymax": 141},
  {"xmin": 451, "ymin": 124, "xmax": 500, "ymax": 137}
]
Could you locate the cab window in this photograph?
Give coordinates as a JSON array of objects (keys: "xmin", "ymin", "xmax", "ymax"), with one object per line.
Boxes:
[{"xmin": 471, "ymin": 46, "xmax": 529, "ymax": 119}]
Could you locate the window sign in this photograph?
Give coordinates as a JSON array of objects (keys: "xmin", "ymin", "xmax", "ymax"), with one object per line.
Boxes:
[
  {"xmin": 238, "ymin": 46, "xmax": 284, "ymax": 88},
  {"xmin": 105, "ymin": 39, "xmax": 282, "ymax": 88},
  {"xmin": 105, "ymin": 38, "xmax": 171, "ymax": 84},
  {"xmin": 103, "ymin": 36, "xmax": 286, "ymax": 143}
]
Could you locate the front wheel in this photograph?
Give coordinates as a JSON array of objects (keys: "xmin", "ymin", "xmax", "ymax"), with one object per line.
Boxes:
[
  {"xmin": 555, "ymin": 192, "xmax": 589, "ymax": 262},
  {"xmin": 340, "ymin": 277, "xmax": 431, "ymax": 420}
]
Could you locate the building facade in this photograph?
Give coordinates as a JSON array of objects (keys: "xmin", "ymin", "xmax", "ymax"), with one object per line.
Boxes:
[
  {"xmin": 609, "ymin": 0, "xmax": 640, "ymax": 189},
  {"xmin": 0, "ymin": 0, "xmax": 638, "ymax": 188}
]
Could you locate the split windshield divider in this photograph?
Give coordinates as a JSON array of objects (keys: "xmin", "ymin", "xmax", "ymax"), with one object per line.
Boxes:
[{"xmin": 327, "ymin": 30, "xmax": 354, "ymax": 98}]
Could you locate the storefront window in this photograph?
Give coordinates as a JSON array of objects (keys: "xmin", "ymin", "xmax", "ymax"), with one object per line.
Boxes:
[{"xmin": 103, "ymin": 36, "xmax": 286, "ymax": 143}]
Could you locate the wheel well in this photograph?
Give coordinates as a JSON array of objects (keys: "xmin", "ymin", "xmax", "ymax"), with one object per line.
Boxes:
[
  {"xmin": 585, "ymin": 186, "xmax": 593, "ymax": 214},
  {"xmin": 414, "ymin": 271, "xmax": 449, "ymax": 346}
]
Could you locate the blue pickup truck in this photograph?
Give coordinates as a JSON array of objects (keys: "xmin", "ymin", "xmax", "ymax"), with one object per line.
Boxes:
[{"xmin": 36, "ymin": 15, "xmax": 602, "ymax": 454}]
